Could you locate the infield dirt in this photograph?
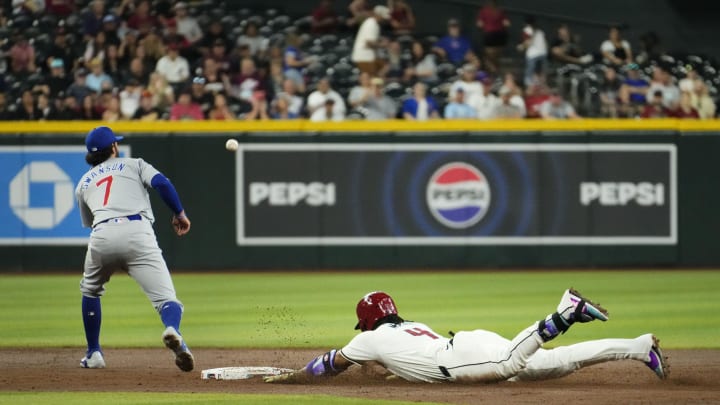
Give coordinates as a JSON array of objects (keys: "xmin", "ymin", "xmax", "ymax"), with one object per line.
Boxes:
[{"xmin": 1, "ymin": 348, "xmax": 718, "ymax": 404}]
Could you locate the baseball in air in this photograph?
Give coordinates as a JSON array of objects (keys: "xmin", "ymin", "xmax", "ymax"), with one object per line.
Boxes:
[{"xmin": 225, "ymin": 139, "xmax": 239, "ymax": 152}]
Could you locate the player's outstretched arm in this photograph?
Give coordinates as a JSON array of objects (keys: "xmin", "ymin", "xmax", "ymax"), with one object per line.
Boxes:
[{"xmin": 264, "ymin": 349, "xmax": 353, "ymax": 383}]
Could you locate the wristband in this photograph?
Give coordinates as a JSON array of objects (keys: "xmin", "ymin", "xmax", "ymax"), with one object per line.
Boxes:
[{"xmin": 305, "ymin": 349, "xmax": 338, "ymax": 377}]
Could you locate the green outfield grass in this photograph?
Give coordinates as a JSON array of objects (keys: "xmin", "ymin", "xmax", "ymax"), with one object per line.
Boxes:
[
  {"xmin": 0, "ymin": 392, "xmax": 444, "ymax": 405},
  {"xmin": 0, "ymin": 271, "xmax": 718, "ymax": 349}
]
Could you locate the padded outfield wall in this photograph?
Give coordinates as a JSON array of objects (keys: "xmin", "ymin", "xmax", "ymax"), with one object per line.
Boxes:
[{"xmin": 0, "ymin": 120, "xmax": 718, "ymax": 271}]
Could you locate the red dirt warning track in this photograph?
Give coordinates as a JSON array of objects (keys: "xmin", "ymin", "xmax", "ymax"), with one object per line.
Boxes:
[{"xmin": 1, "ymin": 348, "xmax": 718, "ymax": 404}]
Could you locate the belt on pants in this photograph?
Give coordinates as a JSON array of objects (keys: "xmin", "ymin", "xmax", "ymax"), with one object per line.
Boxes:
[{"xmin": 95, "ymin": 214, "xmax": 142, "ymax": 228}]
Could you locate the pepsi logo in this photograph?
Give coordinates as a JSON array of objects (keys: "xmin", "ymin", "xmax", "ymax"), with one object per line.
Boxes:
[{"xmin": 426, "ymin": 162, "xmax": 491, "ymax": 229}]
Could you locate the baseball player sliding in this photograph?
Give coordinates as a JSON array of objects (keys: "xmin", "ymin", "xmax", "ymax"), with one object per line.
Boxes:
[
  {"xmin": 265, "ymin": 289, "xmax": 668, "ymax": 383},
  {"xmin": 75, "ymin": 126, "xmax": 194, "ymax": 372}
]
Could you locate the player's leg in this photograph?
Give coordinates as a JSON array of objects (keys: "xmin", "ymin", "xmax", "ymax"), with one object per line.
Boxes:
[
  {"xmin": 124, "ymin": 221, "xmax": 194, "ymax": 372},
  {"xmin": 441, "ymin": 289, "xmax": 608, "ymax": 382},
  {"xmin": 78, "ymin": 231, "xmax": 120, "ymax": 368},
  {"xmin": 513, "ymin": 333, "xmax": 666, "ymax": 381}
]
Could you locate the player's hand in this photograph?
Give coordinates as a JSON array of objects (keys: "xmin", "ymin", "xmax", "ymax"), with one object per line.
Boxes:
[
  {"xmin": 263, "ymin": 370, "xmax": 304, "ymax": 384},
  {"xmin": 172, "ymin": 211, "xmax": 191, "ymax": 236}
]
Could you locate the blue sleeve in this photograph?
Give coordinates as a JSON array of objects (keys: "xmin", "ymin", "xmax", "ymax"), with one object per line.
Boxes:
[
  {"xmin": 151, "ymin": 173, "xmax": 184, "ymax": 215},
  {"xmin": 402, "ymin": 99, "xmax": 415, "ymax": 116}
]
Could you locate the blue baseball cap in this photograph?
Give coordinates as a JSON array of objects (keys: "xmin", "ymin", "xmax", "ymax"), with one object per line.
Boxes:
[{"xmin": 85, "ymin": 126, "xmax": 124, "ymax": 152}]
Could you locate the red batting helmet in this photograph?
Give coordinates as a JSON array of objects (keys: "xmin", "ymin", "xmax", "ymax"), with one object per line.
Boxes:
[{"xmin": 355, "ymin": 291, "xmax": 398, "ymax": 331}]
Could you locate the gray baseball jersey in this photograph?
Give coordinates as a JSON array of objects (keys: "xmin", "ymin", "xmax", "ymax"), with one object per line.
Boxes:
[
  {"xmin": 76, "ymin": 157, "xmax": 160, "ymax": 227},
  {"xmin": 76, "ymin": 156, "xmax": 178, "ymax": 309}
]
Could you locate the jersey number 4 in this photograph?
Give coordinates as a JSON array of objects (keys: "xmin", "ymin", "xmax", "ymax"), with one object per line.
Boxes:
[
  {"xmin": 96, "ymin": 175, "xmax": 114, "ymax": 206},
  {"xmin": 404, "ymin": 327, "xmax": 439, "ymax": 340}
]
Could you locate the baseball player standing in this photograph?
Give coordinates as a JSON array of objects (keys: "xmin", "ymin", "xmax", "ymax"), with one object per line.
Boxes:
[
  {"xmin": 76, "ymin": 126, "xmax": 194, "ymax": 372},
  {"xmin": 266, "ymin": 289, "xmax": 668, "ymax": 383}
]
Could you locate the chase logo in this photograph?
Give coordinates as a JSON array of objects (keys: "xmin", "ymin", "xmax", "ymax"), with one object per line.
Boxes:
[{"xmin": 426, "ymin": 162, "xmax": 491, "ymax": 229}]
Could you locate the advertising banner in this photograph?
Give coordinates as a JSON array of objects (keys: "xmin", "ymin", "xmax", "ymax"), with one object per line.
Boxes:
[
  {"xmin": 0, "ymin": 146, "xmax": 130, "ymax": 245},
  {"xmin": 236, "ymin": 144, "xmax": 676, "ymax": 246}
]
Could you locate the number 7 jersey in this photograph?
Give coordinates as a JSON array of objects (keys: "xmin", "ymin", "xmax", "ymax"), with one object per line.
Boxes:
[
  {"xmin": 75, "ymin": 157, "xmax": 161, "ymax": 227},
  {"xmin": 339, "ymin": 321, "xmax": 451, "ymax": 382}
]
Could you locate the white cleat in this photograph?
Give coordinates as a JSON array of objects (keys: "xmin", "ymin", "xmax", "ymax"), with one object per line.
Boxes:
[
  {"xmin": 162, "ymin": 326, "xmax": 195, "ymax": 372},
  {"xmin": 80, "ymin": 351, "xmax": 106, "ymax": 369}
]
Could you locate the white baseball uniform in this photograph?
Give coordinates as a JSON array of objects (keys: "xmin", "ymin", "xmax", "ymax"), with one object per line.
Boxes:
[
  {"xmin": 340, "ymin": 321, "xmax": 656, "ymax": 383},
  {"xmin": 76, "ymin": 157, "xmax": 178, "ymax": 309}
]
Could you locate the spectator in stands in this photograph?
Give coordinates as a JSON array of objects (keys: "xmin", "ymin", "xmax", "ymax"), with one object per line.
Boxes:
[
  {"xmin": 501, "ymin": 73, "xmax": 527, "ymax": 115},
  {"xmin": 173, "ymin": 2, "xmax": 203, "ymax": 45},
  {"xmin": 404, "ymin": 40, "xmax": 438, "ymax": 84},
  {"xmin": 102, "ymin": 96, "xmax": 122, "ymax": 121},
  {"xmin": 276, "ymin": 79, "xmax": 304, "ymax": 117},
  {"xmin": 9, "ymin": 33, "xmax": 37, "ymax": 76},
  {"xmin": 208, "ymin": 38, "xmax": 232, "ymax": 74},
  {"xmin": 121, "ymin": 57, "xmax": 150, "ymax": 88},
  {"xmin": 101, "ymin": 14, "xmax": 121, "ymax": 46},
  {"xmin": 142, "ymin": 30, "xmax": 167, "ymax": 64},
  {"xmin": 86, "ymin": 58, "xmax": 113, "ymax": 93},
  {"xmin": 691, "ymin": 82, "xmax": 716, "ymax": 119},
  {"xmin": 47, "ymin": 27, "xmax": 76, "ymax": 74},
  {"xmin": 476, "ymin": 77, "xmax": 500, "ymax": 119},
  {"xmin": 599, "ymin": 66, "xmax": 622, "ymax": 118},
  {"xmin": 118, "ymin": 29, "xmax": 140, "ymax": 65},
  {"xmin": 539, "ymin": 89, "xmax": 580, "ymax": 119},
  {"xmin": 362, "ymin": 77, "xmax": 398, "ymax": 120},
  {"xmin": 132, "ymin": 90, "xmax": 162, "ymax": 120},
  {"xmin": 200, "ymin": 58, "xmax": 229, "ymax": 94},
  {"xmin": 618, "ymin": 63, "xmax": 649, "ymax": 117},
  {"xmin": 127, "ymin": 0, "xmax": 158, "ymax": 34},
  {"xmin": 36, "ymin": 93, "xmax": 55, "ymax": 120},
  {"xmin": 119, "ymin": 79, "xmax": 142, "ymax": 119},
  {"xmin": 311, "ymin": 0, "xmax": 340, "ymax": 34},
  {"xmin": 388, "ymin": 0, "xmax": 415, "ymax": 36},
  {"xmin": 50, "ymin": 94, "xmax": 82, "ymax": 120},
  {"xmin": 189, "ymin": 76, "xmax": 214, "ymax": 117},
  {"xmin": 66, "ymin": 69, "xmax": 93, "ymax": 105},
  {"xmin": 13, "ymin": 90, "xmax": 40, "ymax": 120},
  {"xmin": 199, "ymin": 21, "xmax": 230, "ymax": 57},
  {"xmin": 523, "ymin": 74, "xmax": 551, "ymax": 118},
  {"xmin": 351, "ymin": 5, "xmax": 390, "ymax": 76},
  {"xmin": 490, "ymin": 86, "xmax": 524, "ymax": 119},
  {"xmin": 208, "ymin": 93, "xmax": 236, "ymax": 120},
  {"xmin": 679, "ymin": 65, "xmax": 702, "ymax": 93},
  {"xmin": 84, "ymin": 31, "xmax": 107, "ymax": 66},
  {"xmin": 348, "ymin": 72, "xmax": 373, "ymax": 109},
  {"xmin": 379, "ymin": 39, "xmax": 407, "ymax": 82},
  {"xmin": 45, "ymin": 0, "xmax": 75, "ymax": 17},
  {"xmin": 231, "ymin": 58, "xmax": 265, "ymax": 108},
  {"xmin": 476, "ymin": 0, "xmax": 510, "ymax": 73},
  {"xmin": 103, "ymin": 44, "xmax": 123, "ymax": 83},
  {"xmin": 83, "ymin": 0, "xmax": 106, "ymax": 39},
  {"xmin": 237, "ymin": 22, "xmax": 270, "ymax": 60},
  {"xmin": 449, "ymin": 64, "xmax": 484, "ymax": 110},
  {"xmin": 163, "ymin": 19, "xmax": 190, "ymax": 52},
  {"xmin": 600, "ymin": 26, "xmax": 632, "ymax": 67},
  {"xmin": 271, "ymin": 94, "xmax": 300, "ymax": 119},
  {"xmin": 402, "ymin": 82, "xmax": 439, "ymax": 120},
  {"xmin": 347, "ymin": 0, "xmax": 372, "ymax": 29},
  {"xmin": 550, "ymin": 24, "xmax": 593, "ymax": 66},
  {"xmin": 647, "ymin": 66, "xmax": 680, "ymax": 110},
  {"xmin": 78, "ymin": 94, "xmax": 97, "ymax": 120},
  {"xmin": 284, "ymin": 32, "xmax": 312, "ymax": 93},
  {"xmin": 641, "ymin": 90, "xmax": 671, "ymax": 118},
  {"xmin": 518, "ymin": 15, "xmax": 548, "ymax": 87},
  {"xmin": 308, "ymin": 77, "xmax": 346, "ymax": 121},
  {"xmin": 170, "ymin": 89, "xmax": 204, "ymax": 120},
  {"xmin": 146, "ymin": 72, "xmax": 175, "ymax": 111},
  {"xmin": 155, "ymin": 43, "xmax": 190, "ymax": 90},
  {"xmin": 672, "ymin": 91, "xmax": 700, "ymax": 119},
  {"xmin": 0, "ymin": 92, "xmax": 9, "ymax": 120},
  {"xmin": 433, "ymin": 19, "xmax": 474, "ymax": 66},
  {"xmin": 444, "ymin": 88, "xmax": 477, "ymax": 119},
  {"xmin": 41, "ymin": 59, "xmax": 71, "ymax": 99}
]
